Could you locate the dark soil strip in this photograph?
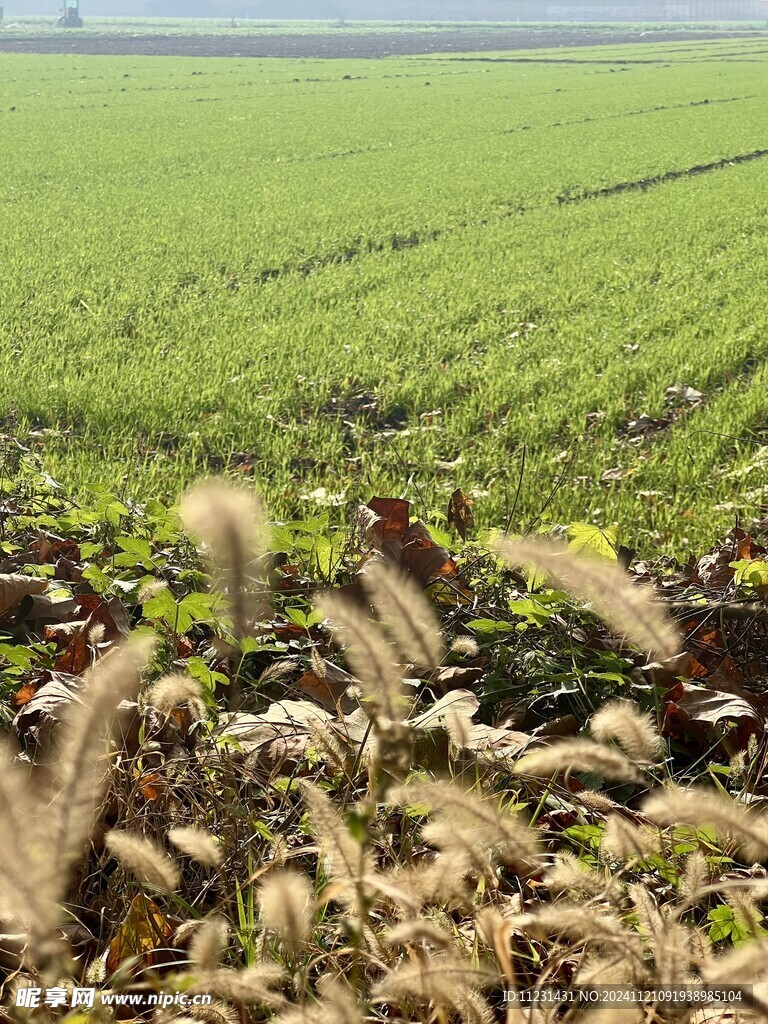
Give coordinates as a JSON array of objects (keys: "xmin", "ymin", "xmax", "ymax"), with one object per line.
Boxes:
[
  {"xmin": 0, "ymin": 28, "xmax": 763, "ymax": 59},
  {"xmin": 247, "ymin": 145, "xmax": 768, "ymax": 287},
  {"xmin": 501, "ymin": 94, "xmax": 753, "ymax": 136},
  {"xmin": 557, "ymin": 146, "xmax": 768, "ymax": 203},
  {"xmin": 444, "ymin": 45, "xmax": 768, "ymax": 65},
  {"xmin": 446, "ymin": 54, "xmax": 669, "ymax": 64}
]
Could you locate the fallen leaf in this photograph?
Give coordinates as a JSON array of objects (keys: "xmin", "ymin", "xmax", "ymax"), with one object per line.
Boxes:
[
  {"xmin": 295, "ymin": 658, "xmax": 359, "ymax": 713},
  {"xmin": 106, "ymin": 893, "xmax": 174, "ymax": 974},
  {"xmin": 463, "ymin": 722, "xmax": 531, "ymax": 755},
  {"xmin": 663, "ymin": 680, "xmax": 762, "ymax": 753},
  {"xmin": 664, "ymin": 384, "xmax": 704, "ymax": 407},
  {"xmin": 401, "ymin": 521, "xmax": 458, "ymax": 586},
  {"xmin": 211, "ymin": 700, "xmax": 335, "ymax": 773},
  {"xmin": 13, "ymin": 683, "xmax": 37, "ymax": 707},
  {"xmin": 428, "ymin": 665, "xmax": 484, "ymax": 696},
  {"xmin": 0, "ymin": 574, "xmax": 47, "ymax": 618},
  {"xmin": 12, "ymin": 671, "xmax": 86, "ymax": 751},
  {"xmin": 447, "ymin": 488, "xmax": 474, "ymax": 541},
  {"xmin": 137, "ymin": 771, "xmax": 165, "ymax": 802},
  {"xmin": 409, "ymin": 689, "xmax": 480, "ymax": 730},
  {"xmin": 359, "ymin": 496, "xmax": 469, "ymax": 594}
]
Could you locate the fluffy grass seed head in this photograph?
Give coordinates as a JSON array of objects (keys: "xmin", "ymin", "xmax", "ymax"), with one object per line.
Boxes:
[
  {"xmin": 514, "ymin": 738, "xmax": 642, "ymax": 783},
  {"xmin": 188, "ymin": 916, "xmax": 229, "ymax": 973},
  {"xmin": 451, "ymin": 635, "xmax": 480, "ymax": 658},
  {"xmin": 545, "ymin": 850, "xmax": 609, "ymax": 898},
  {"xmin": 168, "ymin": 826, "xmax": 223, "ymax": 868},
  {"xmin": 391, "ymin": 779, "xmax": 543, "ymax": 874},
  {"xmin": 643, "ymin": 787, "xmax": 768, "ymax": 861},
  {"xmin": 601, "ymin": 815, "xmax": 661, "ymax": 863},
  {"xmin": 316, "ymin": 591, "xmax": 405, "ymax": 723},
  {"xmin": 147, "ymin": 672, "xmax": 206, "ymax": 716},
  {"xmin": 360, "ymin": 562, "xmax": 445, "ymax": 670},
  {"xmin": 180, "ymin": 480, "xmax": 266, "ymax": 574},
  {"xmin": 300, "ymin": 781, "xmax": 375, "ymax": 906},
  {"xmin": 105, "ymin": 830, "xmax": 180, "ymax": 892},
  {"xmin": 259, "ymin": 868, "xmax": 314, "ymax": 955},
  {"xmin": 589, "ymin": 700, "xmax": 663, "ymax": 765},
  {"xmin": 191, "ymin": 965, "xmax": 287, "ymax": 1007},
  {"xmin": 497, "ymin": 537, "xmax": 680, "ymax": 662}
]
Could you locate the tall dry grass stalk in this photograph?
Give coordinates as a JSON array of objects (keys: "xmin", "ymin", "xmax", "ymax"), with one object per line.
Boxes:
[
  {"xmin": 390, "ymin": 780, "xmax": 542, "ymax": 877},
  {"xmin": 272, "ymin": 979, "xmax": 362, "ymax": 1024},
  {"xmin": 180, "ymin": 480, "xmax": 267, "ymax": 708},
  {"xmin": 259, "ymin": 868, "xmax": 314, "ymax": 957},
  {"xmin": 371, "ymin": 954, "xmax": 498, "ymax": 1022},
  {"xmin": 360, "ymin": 562, "xmax": 445, "ymax": 671},
  {"xmin": 643, "ymin": 787, "xmax": 768, "ymax": 861},
  {"xmin": 514, "ymin": 738, "xmax": 642, "ymax": 783},
  {"xmin": 0, "ymin": 638, "xmax": 152, "ymax": 973},
  {"xmin": 316, "ymin": 575, "xmax": 425, "ymax": 789},
  {"xmin": 189, "ymin": 964, "xmax": 287, "ymax": 1008},
  {"xmin": 497, "ymin": 537, "xmax": 680, "ymax": 661},
  {"xmin": 300, "ymin": 781, "xmax": 376, "ymax": 913},
  {"xmin": 315, "ymin": 590, "xmax": 404, "ymax": 725}
]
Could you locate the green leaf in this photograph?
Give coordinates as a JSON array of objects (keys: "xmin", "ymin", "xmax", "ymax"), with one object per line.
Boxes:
[
  {"xmin": 270, "ymin": 524, "xmax": 297, "ymax": 553},
  {"xmin": 730, "ymin": 559, "xmax": 768, "ymax": 589},
  {"xmin": 562, "ymin": 823, "xmax": 605, "ymax": 853},
  {"xmin": 143, "ymin": 586, "xmax": 178, "ymax": 628},
  {"xmin": 524, "ymin": 564, "xmax": 548, "ymax": 592},
  {"xmin": 252, "ymin": 819, "xmax": 275, "ymax": 842},
  {"xmin": 117, "ymin": 536, "xmax": 153, "ymax": 560},
  {"xmin": 186, "ymin": 657, "xmax": 228, "ymax": 704},
  {"xmin": 466, "ymin": 618, "xmax": 517, "ymax": 635},
  {"xmin": 345, "ymin": 811, "xmax": 369, "ymax": 844},
  {"xmin": 567, "ymin": 523, "xmax": 618, "ymax": 561},
  {"xmin": 0, "ymin": 643, "xmax": 36, "ymax": 670},
  {"xmin": 179, "ymin": 591, "xmax": 221, "ymax": 621},
  {"xmin": 285, "ymin": 606, "xmax": 324, "ymax": 630},
  {"xmin": 426, "ymin": 522, "xmax": 452, "ymax": 549},
  {"xmin": 508, "ymin": 598, "xmax": 554, "ymax": 627},
  {"xmin": 707, "ymin": 905, "xmax": 737, "ymax": 942},
  {"xmin": 105, "ymin": 500, "xmax": 131, "ymax": 526},
  {"xmin": 82, "ymin": 564, "xmax": 114, "ymax": 595}
]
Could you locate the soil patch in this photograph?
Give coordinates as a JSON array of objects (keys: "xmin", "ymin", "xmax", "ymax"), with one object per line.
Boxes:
[{"xmin": 0, "ymin": 28, "xmax": 763, "ymax": 59}]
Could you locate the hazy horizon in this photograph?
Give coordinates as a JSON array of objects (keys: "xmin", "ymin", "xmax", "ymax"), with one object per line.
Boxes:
[{"xmin": 4, "ymin": 0, "xmax": 764, "ymax": 24}]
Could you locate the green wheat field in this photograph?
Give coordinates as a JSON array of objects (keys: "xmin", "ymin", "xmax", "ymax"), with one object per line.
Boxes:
[{"xmin": 3, "ymin": 35, "xmax": 768, "ymax": 550}]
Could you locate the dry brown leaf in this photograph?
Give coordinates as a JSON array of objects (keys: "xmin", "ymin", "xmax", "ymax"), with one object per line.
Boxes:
[
  {"xmin": 447, "ymin": 488, "xmax": 474, "ymax": 542},
  {"xmin": 663, "ymin": 680, "xmax": 762, "ymax": 753},
  {"xmin": 0, "ymin": 574, "xmax": 47, "ymax": 618},
  {"xmin": 106, "ymin": 892, "xmax": 174, "ymax": 974}
]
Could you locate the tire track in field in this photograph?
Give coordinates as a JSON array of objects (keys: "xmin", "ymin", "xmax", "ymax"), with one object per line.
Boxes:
[
  {"xmin": 248, "ymin": 146, "xmax": 768, "ymax": 287},
  {"xmin": 443, "ymin": 50, "xmax": 768, "ymax": 67},
  {"xmin": 444, "ymin": 55, "xmax": 670, "ymax": 66},
  {"xmin": 259, "ymin": 95, "xmax": 753, "ymax": 170},
  {"xmin": 499, "ymin": 94, "xmax": 753, "ymax": 137},
  {"xmin": 557, "ymin": 147, "xmax": 768, "ymax": 204}
]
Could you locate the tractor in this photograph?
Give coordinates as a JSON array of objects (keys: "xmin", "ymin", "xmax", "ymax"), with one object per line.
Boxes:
[{"xmin": 58, "ymin": 0, "xmax": 82, "ymax": 27}]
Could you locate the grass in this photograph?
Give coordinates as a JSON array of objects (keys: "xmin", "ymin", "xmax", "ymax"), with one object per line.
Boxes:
[
  {"xmin": 3, "ymin": 37, "xmax": 768, "ymax": 552},
  {"xmin": 4, "ymin": 470, "xmax": 768, "ymax": 1020}
]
